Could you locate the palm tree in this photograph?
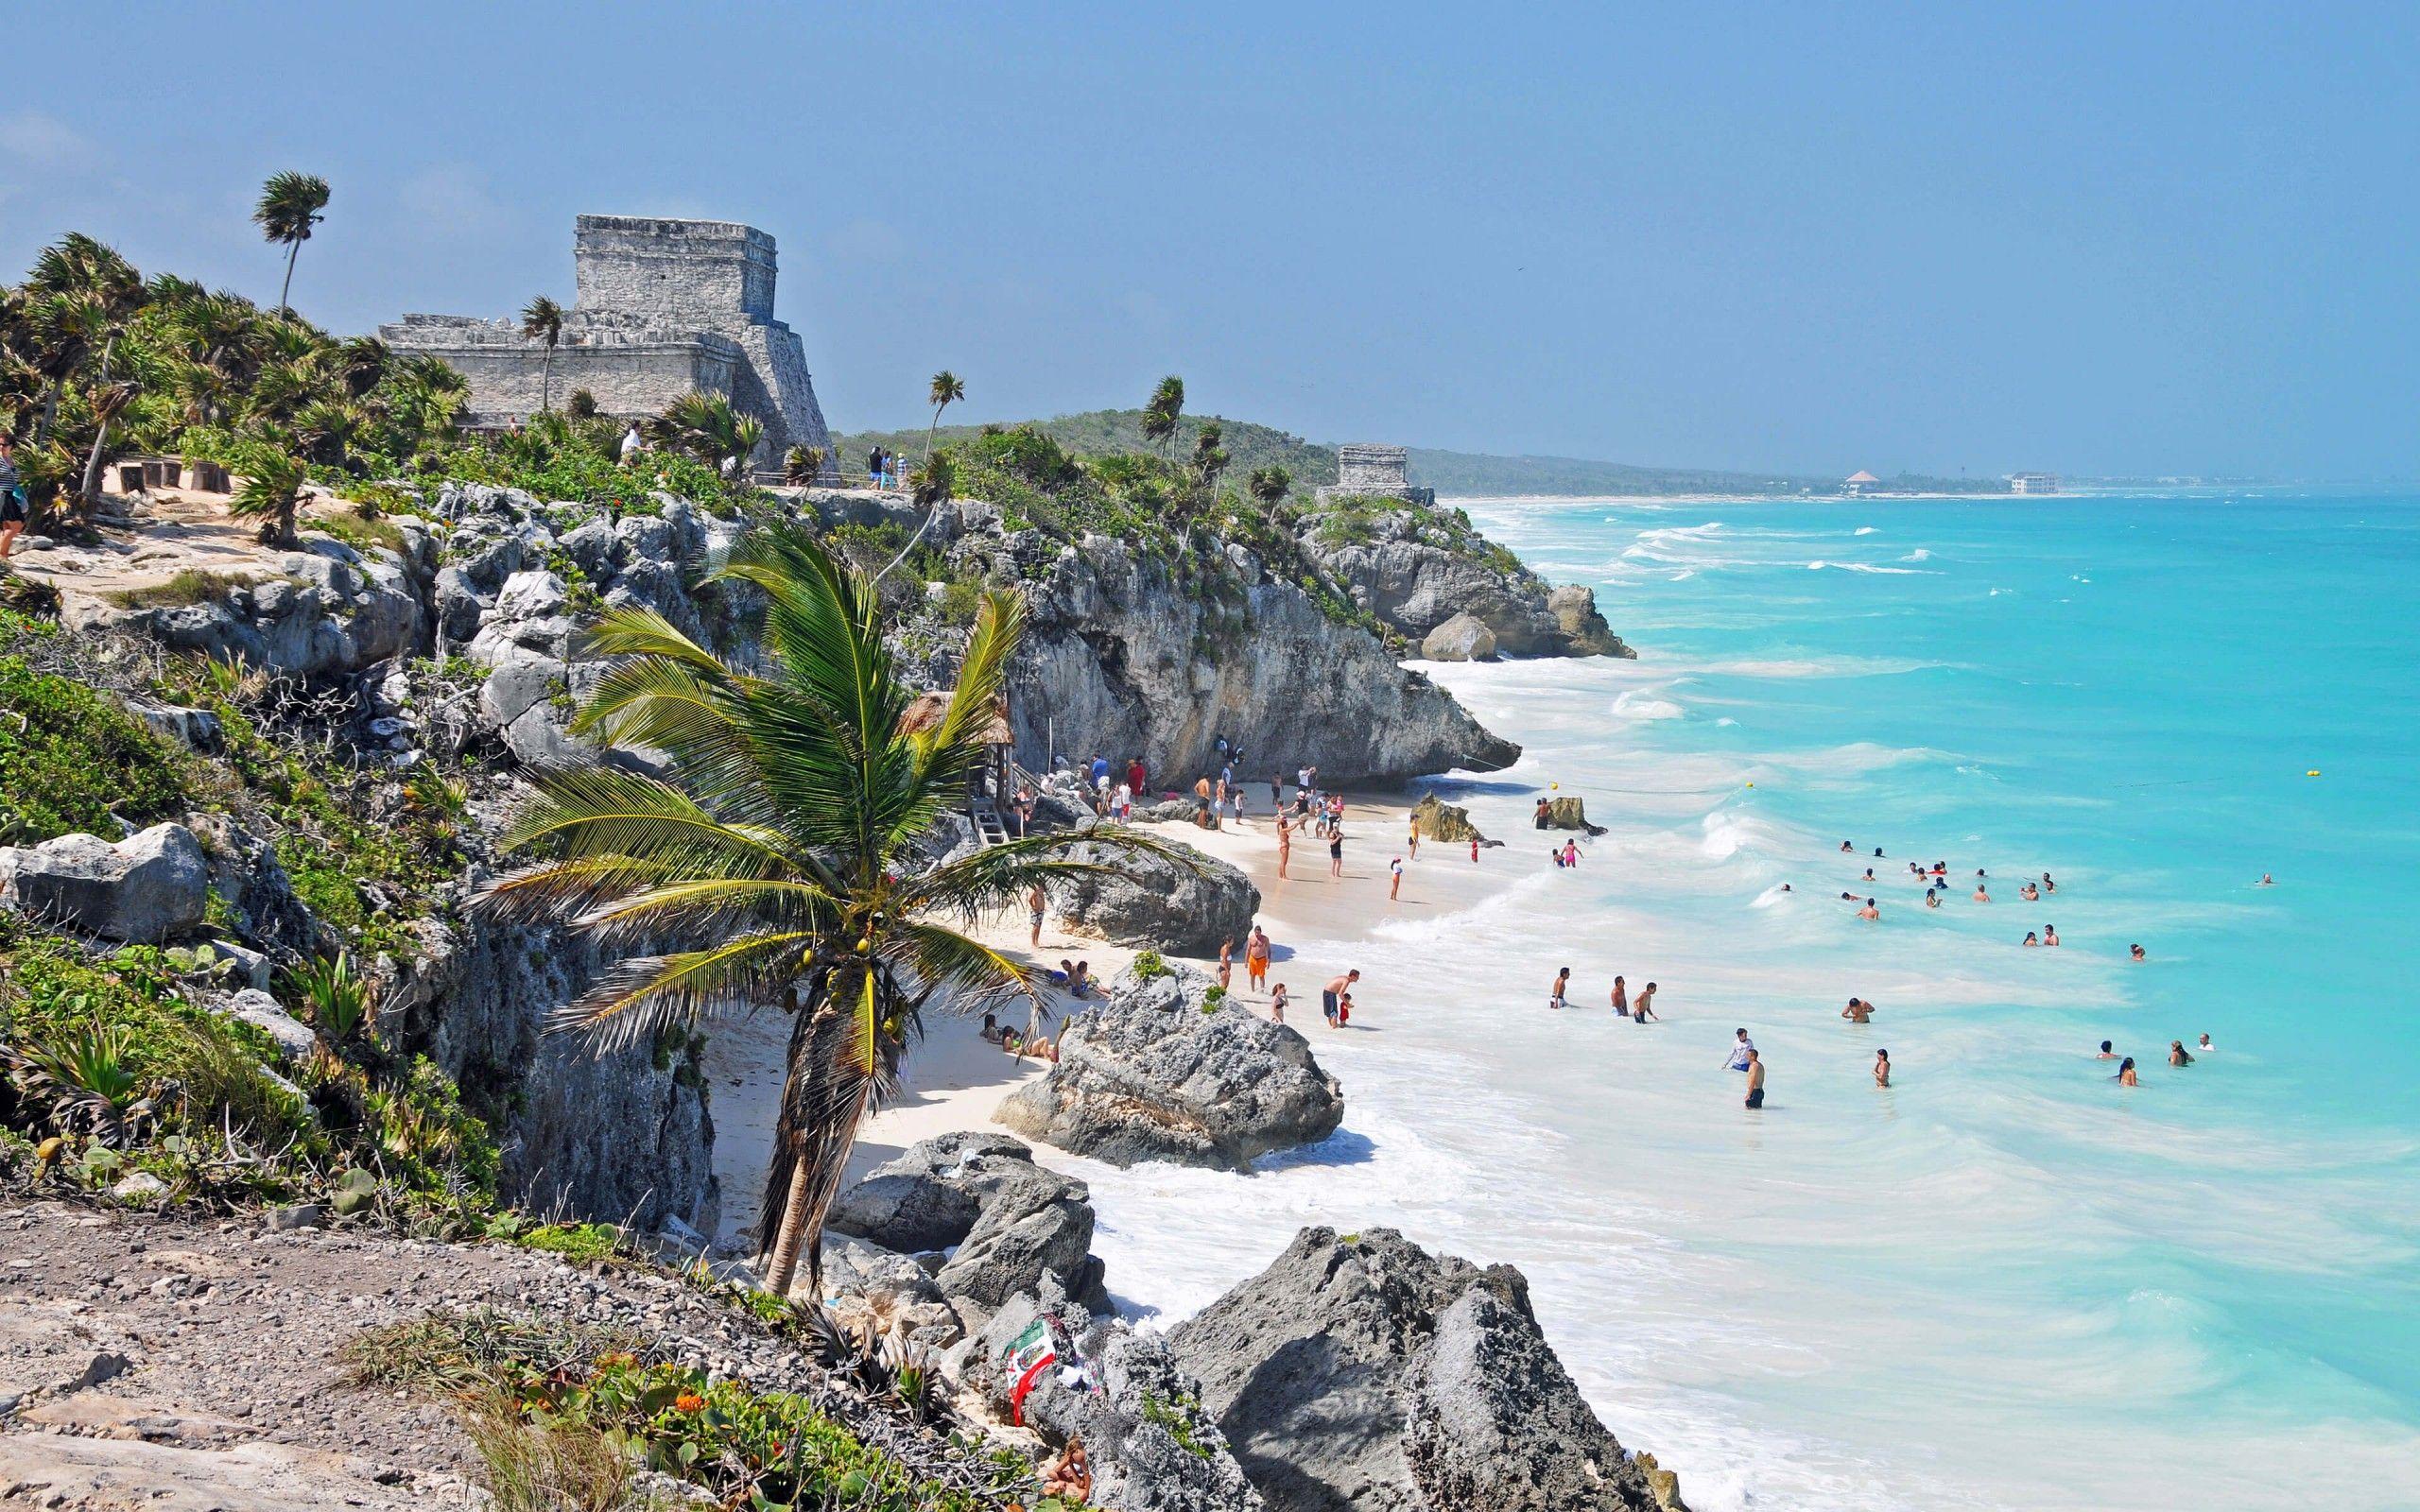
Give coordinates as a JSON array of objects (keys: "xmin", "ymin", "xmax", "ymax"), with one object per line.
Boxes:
[
  {"xmin": 924, "ymin": 370, "xmax": 964, "ymax": 462},
  {"xmin": 230, "ymin": 445, "xmax": 307, "ymax": 547},
  {"xmin": 520, "ymin": 297, "xmax": 565, "ymax": 414},
  {"xmin": 783, "ymin": 445, "xmax": 826, "ymax": 486},
  {"xmin": 475, "ymin": 523, "xmax": 1174, "ymax": 1295},
  {"xmin": 1191, "ymin": 421, "xmax": 1229, "ymax": 489},
  {"xmin": 1249, "ymin": 464, "xmax": 1292, "ymax": 522},
  {"xmin": 1140, "ymin": 375, "xmax": 1184, "ymax": 460},
  {"xmin": 252, "ymin": 172, "xmax": 331, "ymax": 314}
]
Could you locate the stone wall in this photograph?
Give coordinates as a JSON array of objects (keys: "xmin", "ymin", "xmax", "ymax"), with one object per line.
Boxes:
[
  {"xmin": 574, "ymin": 215, "xmax": 777, "ymax": 324},
  {"xmin": 1336, "ymin": 443, "xmax": 1410, "ymax": 492},
  {"xmin": 382, "ymin": 316, "xmax": 737, "ymax": 428}
]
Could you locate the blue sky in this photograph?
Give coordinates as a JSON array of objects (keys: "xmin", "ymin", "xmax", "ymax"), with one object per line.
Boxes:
[{"xmin": 4, "ymin": 1, "xmax": 2412, "ymax": 479}]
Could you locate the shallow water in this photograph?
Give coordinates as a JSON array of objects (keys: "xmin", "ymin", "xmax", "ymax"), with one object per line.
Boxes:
[{"xmin": 1072, "ymin": 490, "xmax": 2420, "ymax": 1511}]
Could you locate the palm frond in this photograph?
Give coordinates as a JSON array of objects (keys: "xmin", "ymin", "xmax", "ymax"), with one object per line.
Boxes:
[
  {"xmin": 891, "ymin": 921, "xmax": 1043, "ymax": 1015},
  {"xmin": 549, "ymin": 929, "xmax": 816, "ymax": 1051}
]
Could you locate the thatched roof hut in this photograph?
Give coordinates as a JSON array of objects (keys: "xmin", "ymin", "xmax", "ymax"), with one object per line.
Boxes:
[{"xmin": 899, "ymin": 690, "xmax": 1014, "ymax": 745}]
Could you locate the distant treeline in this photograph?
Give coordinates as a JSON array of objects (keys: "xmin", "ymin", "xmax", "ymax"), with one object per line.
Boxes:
[{"xmin": 834, "ymin": 410, "xmax": 2015, "ymax": 498}]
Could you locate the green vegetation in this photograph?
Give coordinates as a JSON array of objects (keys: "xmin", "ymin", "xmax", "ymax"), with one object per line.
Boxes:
[
  {"xmin": 0, "ymin": 653, "xmax": 191, "ymax": 843},
  {"xmin": 346, "ymin": 1309, "xmax": 1033, "ymax": 1511},
  {"xmin": 478, "ymin": 523, "xmax": 1173, "ymax": 1297},
  {"xmin": 514, "ymin": 1221, "xmax": 624, "ymax": 1264},
  {"xmin": 108, "ymin": 567, "xmax": 264, "ymax": 610},
  {"xmin": 1140, "ymin": 1390, "xmax": 1217, "ymax": 1460},
  {"xmin": 838, "ymin": 407, "xmax": 1335, "ymax": 486},
  {"xmin": 1132, "ymin": 950, "xmax": 1169, "ymax": 981}
]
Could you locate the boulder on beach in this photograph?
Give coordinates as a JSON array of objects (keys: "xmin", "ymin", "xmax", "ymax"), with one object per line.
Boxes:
[
  {"xmin": 1167, "ymin": 1226, "xmax": 1684, "ymax": 1512},
  {"xmin": 995, "ymin": 961, "xmax": 1343, "ymax": 1172},
  {"xmin": 1533, "ymin": 796, "xmax": 1608, "ymax": 835},
  {"xmin": 0, "ymin": 822, "xmax": 208, "ymax": 942},
  {"xmin": 1421, "ymin": 611, "xmax": 1500, "ymax": 662},
  {"xmin": 824, "ymin": 1131, "xmax": 1109, "ymax": 1322},
  {"xmin": 1410, "ymin": 792, "xmax": 1489, "ymax": 846},
  {"xmin": 1051, "ymin": 830, "xmax": 1258, "ymax": 955}
]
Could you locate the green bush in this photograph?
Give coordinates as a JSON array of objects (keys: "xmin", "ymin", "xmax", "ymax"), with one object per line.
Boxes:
[
  {"xmin": 108, "ymin": 569, "xmax": 262, "ymax": 610},
  {"xmin": 0, "ymin": 656, "xmax": 190, "ymax": 844}
]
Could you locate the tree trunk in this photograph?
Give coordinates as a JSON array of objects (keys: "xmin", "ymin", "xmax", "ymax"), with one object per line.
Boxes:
[
  {"xmin": 279, "ymin": 242, "xmax": 300, "ymax": 314},
  {"xmin": 756, "ymin": 992, "xmax": 881, "ymax": 1298},
  {"xmin": 76, "ymin": 417, "xmax": 112, "ymax": 510},
  {"xmin": 34, "ymin": 380, "xmax": 60, "ymax": 449},
  {"xmin": 541, "ymin": 346, "xmax": 554, "ymax": 414},
  {"xmin": 760, "ymin": 1157, "xmax": 817, "ymax": 1297}
]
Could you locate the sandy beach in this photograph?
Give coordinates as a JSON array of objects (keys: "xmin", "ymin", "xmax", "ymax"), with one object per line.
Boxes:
[{"xmin": 700, "ymin": 790, "xmax": 1513, "ymax": 1243}]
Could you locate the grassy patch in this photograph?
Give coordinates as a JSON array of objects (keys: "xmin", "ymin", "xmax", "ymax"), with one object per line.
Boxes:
[
  {"xmin": 108, "ymin": 568, "xmax": 259, "ymax": 610},
  {"xmin": 0, "ymin": 655, "xmax": 190, "ymax": 844},
  {"xmin": 515, "ymin": 1221, "xmax": 623, "ymax": 1264}
]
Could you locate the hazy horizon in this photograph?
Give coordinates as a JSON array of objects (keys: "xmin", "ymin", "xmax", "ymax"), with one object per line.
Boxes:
[{"xmin": 5, "ymin": 2, "xmax": 2413, "ymax": 482}]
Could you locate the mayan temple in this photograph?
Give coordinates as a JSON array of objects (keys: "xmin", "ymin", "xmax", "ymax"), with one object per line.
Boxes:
[{"xmin": 382, "ymin": 215, "xmax": 831, "ymax": 468}]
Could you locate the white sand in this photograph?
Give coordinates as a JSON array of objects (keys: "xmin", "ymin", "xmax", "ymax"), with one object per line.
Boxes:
[{"xmin": 700, "ymin": 791, "xmax": 1512, "ymax": 1244}]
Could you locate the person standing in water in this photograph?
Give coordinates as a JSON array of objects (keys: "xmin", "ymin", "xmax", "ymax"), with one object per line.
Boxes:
[
  {"xmin": 2096, "ymin": 1040, "xmax": 2118, "ymax": 1059},
  {"xmin": 2115, "ymin": 1056, "xmax": 2139, "ymax": 1086},
  {"xmin": 1842, "ymin": 998, "xmax": 1874, "ymax": 1023},
  {"xmin": 2130, "ymin": 943, "xmax": 2147, "ymax": 962},
  {"xmin": 1633, "ymin": 982, "xmax": 1659, "ymax": 1022},
  {"xmin": 1329, "ymin": 826, "xmax": 1345, "ymax": 879},
  {"xmin": 1469, "ymin": 835, "xmax": 1480, "ymax": 864},
  {"xmin": 1548, "ymin": 967, "xmax": 1569, "ymax": 1011},
  {"xmin": 1724, "ymin": 1028, "xmax": 1754, "ymax": 1071},
  {"xmin": 2168, "ymin": 1040, "xmax": 2194, "ymax": 1067},
  {"xmin": 2043, "ymin": 924, "xmax": 2061, "ymax": 947},
  {"xmin": 1611, "ymin": 975, "xmax": 1630, "ymax": 1016},
  {"xmin": 1858, "ymin": 897, "xmax": 1880, "ymax": 920},
  {"xmin": 1874, "ymin": 1049, "xmax": 1892, "ymax": 1087},
  {"xmin": 1744, "ymin": 1049, "xmax": 1767, "ymax": 1108}
]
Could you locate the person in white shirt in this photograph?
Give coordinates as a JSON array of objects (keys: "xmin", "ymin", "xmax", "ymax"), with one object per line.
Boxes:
[{"xmin": 1724, "ymin": 1029, "xmax": 1755, "ymax": 1072}]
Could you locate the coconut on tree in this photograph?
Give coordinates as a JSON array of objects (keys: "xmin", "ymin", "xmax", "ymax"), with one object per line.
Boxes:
[
  {"xmin": 519, "ymin": 296, "xmax": 565, "ymax": 414},
  {"xmin": 251, "ymin": 172, "xmax": 331, "ymax": 315},
  {"xmin": 475, "ymin": 523, "xmax": 1175, "ymax": 1294}
]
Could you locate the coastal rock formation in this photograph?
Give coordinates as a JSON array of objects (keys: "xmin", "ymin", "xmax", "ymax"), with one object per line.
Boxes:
[
  {"xmin": 1409, "ymin": 793, "xmax": 1487, "ymax": 846},
  {"xmin": 995, "ymin": 961, "xmax": 1343, "ymax": 1171},
  {"xmin": 1299, "ymin": 504, "xmax": 1633, "ymax": 660},
  {"xmin": 0, "ymin": 822, "xmax": 207, "ymax": 942},
  {"xmin": 60, "ymin": 536, "xmax": 429, "ymax": 679},
  {"xmin": 1420, "ymin": 611, "xmax": 1498, "ymax": 662},
  {"xmin": 1167, "ymin": 1226, "xmax": 1680, "ymax": 1512},
  {"xmin": 1050, "ymin": 831, "xmax": 1258, "ymax": 954},
  {"xmin": 1535, "ymin": 796, "xmax": 1607, "ymax": 835},
  {"xmin": 956, "ymin": 1280, "xmax": 1264, "ymax": 1512},
  {"xmin": 826, "ymin": 1131, "xmax": 1110, "ymax": 1321}
]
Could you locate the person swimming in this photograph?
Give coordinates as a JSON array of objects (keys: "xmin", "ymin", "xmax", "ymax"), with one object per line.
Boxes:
[
  {"xmin": 1874, "ymin": 1048, "xmax": 1891, "ymax": 1087},
  {"xmin": 1973, "ymin": 884, "xmax": 1991, "ymax": 902},
  {"xmin": 2043, "ymin": 925, "xmax": 2060, "ymax": 946},
  {"xmin": 1841, "ymin": 840, "xmax": 1855, "ymax": 852},
  {"xmin": 1858, "ymin": 898, "xmax": 1880, "ymax": 920},
  {"xmin": 1842, "ymin": 997, "xmax": 1874, "ymax": 1023},
  {"xmin": 2023, "ymin": 931, "xmax": 2040, "ymax": 946},
  {"xmin": 2197, "ymin": 1032, "xmax": 2214, "ymax": 1051},
  {"xmin": 2130, "ymin": 943, "xmax": 2146, "ymax": 962},
  {"xmin": 2042, "ymin": 873, "xmax": 2055, "ymax": 893},
  {"xmin": 1863, "ymin": 868, "xmax": 1876, "ymax": 883},
  {"xmin": 2020, "ymin": 883, "xmax": 2039, "ymax": 901},
  {"xmin": 2257, "ymin": 873, "xmax": 2274, "ymax": 886},
  {"xmin": 2096, "ymin": 1040, "xmax": 2117, "ymax": 1059},
  {"xmin": 1923, "ymin": 890, "xmax": 1940, "ymax": 908},
  {"xmin": 2115, "ymin": 1056, "xmax": 2138, "ymax": 1086},
  {"xmin": 2169, "ymin": 1040, "xmax": 2194, "ymax": 1067}
]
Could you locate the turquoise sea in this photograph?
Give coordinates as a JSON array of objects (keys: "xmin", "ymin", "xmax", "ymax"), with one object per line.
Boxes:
[{"xmin": 1072, "ymin": 490, "xmax": 2420, "ymax": 1511}]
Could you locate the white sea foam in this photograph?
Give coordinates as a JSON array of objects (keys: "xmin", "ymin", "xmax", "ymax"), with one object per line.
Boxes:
[
  {"xmin": 1854, "ymin": 525, "xmax": 1878, "ymax": 535},
  {"xmin": 1612, "ymin": 688, "xmax": 1685, "ymax": 720},
  {"xmin": 1902, "ymin": 548, "xmax": 1933, "ymax": 561},
  {"xmin": 1809, "ymin": 559, "xmax": 1932, "ymax": 575}
]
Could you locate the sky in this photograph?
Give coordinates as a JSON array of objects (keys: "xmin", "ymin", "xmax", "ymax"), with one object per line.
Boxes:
[{"xmin": 4, "ymin": 1, "xmax": 2414, "ymax": 481}]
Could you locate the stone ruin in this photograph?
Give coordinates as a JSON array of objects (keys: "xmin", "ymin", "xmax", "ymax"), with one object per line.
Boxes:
[
  {"xmin": 1318, "ymin": 442, "xmax": 1434, "ymax": 507},
  {"xmin": 382, "ymin": 215, "xmax": 831, "ymax": 470}
]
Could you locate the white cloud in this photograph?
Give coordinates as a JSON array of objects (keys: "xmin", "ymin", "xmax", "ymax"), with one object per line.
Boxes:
[{"xmin": 0, "ymin": 111, "xmax": 102, "ymax": 170}]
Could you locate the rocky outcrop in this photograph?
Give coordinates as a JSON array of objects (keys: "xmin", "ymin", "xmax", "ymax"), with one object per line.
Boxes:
[
  {"xmin": 1409, "ymin": 793, "xmax": 1486, "ymax": 846},
  {"xmin": 996, "ymin": 962, "xmax": 1342, "ymax": 1171},
  {"xmin": 1051, "ymin": 831, "xmax": 1258, "ymax": 954},
  {"xmin": 954, "ymin": 1279, "xmax": 1263, "ymax": 1512},
  {"xmin": 1534, "ymin": 796, "xmax": 1607, "ymax": 835},
  {"xmin": 60, "ymin": 536, "xmax": 430, "ymax": 679},
  {"xmin": 1301, "ymin": 506, "xmax": 1633, "ymax": 661},
  {"xmin": 0, "ymin": 822, "xmax": 207, "ymax": 942},
  {"xmin": 1167, "ymin": 1227, "xmax": 1681, "ymax": 1512},
  {"xmin": 826, "ymin": 1131, "xmax": 1109, "ymax": 1323},
  {"xmin": 1420, "ymin": 612, "xmax": 1498, "ymax": 662}
]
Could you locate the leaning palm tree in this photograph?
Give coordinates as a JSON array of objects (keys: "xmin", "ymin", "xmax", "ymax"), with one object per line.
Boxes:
[
  {"xmin": 519, "ymin": 297, "xmax": 565, "ymax": 414},
  {"xmin": 1140, "ymin": 374, "xmax": 1184, "ymax": 459},
  {"xmin": 474, "ymin": 524, "xmax": 1173, "ymax": 1295},
  {"xmin": 1249, "ymin": 464, "xmax": 1292, "ymax": 522},
  {"xmin": 783, "ymin": 444, "xmax": 826, "ymax": 486},
  {"xmin": 924, "ymin": 369, "xmax": 964, "ymax": 461},
  {"xmin": 252, "ymin": 172, "xmax": 331, "ymax": 314},
  {"xmin": 230, "ymin": 445, "xmax": 307, "ymax": 548}
]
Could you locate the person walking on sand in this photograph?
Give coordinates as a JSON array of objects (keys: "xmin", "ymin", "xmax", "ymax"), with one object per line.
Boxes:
[
  {"xmin": 1270, "ymin": 983, "xmax": 1288, "ymax": 1023},
  {"xmin": 1874, "ymin": 1049, "xmax": 1892, "ymax": 1088},
  {"xmin": 1218, "ymin": 937, "xmax": 1235, "ymax": 992},
  {"xmin": 1322, "ymin": 970, "xmax": 1359, "ymax": 1027},
  {"xmin": 1329, "ymin": 827, "xmax": 1345, "ymax": 879},
  {"xmin": 1276, "ymin": 815, "xmax": 1293, "ymax": 878},
  {"xmin": 1633, "ymin": 982, "xmax": 1659, "ymax": 1022},
  {"xmin": 1408, "ymin": 816, "xmax": 1421, "ymax": 859},
  {"xmin": 1246, "ymin": 926, "xmax": 1270, "ymax": 989},
  {"xmin": 1389, "ymin": 855, "xmax": 1404, "ymax": 901},
  {"xmin": 1027, "ymin": 884, "xmax": 1046, "ymax": 947},
  {"xmin": 1744, "ymin": 1049, "xmax": 1767, "ymax": 1108},
  {"xmin": 1548, "ymin": 967, "xmax": 1570, "ymax": 1011},
  {"xmin": 1469, "ymin": 834, "xmax": 1480, "ymax": 864}
]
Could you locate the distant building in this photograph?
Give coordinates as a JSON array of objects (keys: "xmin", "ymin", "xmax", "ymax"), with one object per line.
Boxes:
[
  {"xmin": 2008, "ymin": 472, "xmax": 2060, "ymax": 495},
  {"xmin": 1844, "ymin": 470, "xmax": 1881, "ymax": 496},
  {"xmin": 383, "ymin": 215, "xmax": 831, "ymax": 470},
  {"xmin": 1318, "ymin": 443, "xmax": 1435, "ymax": 507}
]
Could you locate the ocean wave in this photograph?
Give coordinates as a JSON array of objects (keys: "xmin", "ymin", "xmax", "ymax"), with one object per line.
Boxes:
[
  {"xmin": 1808, "ymin": 559, "xmax": 1933, "ymax": 575},
  {"xmin": 1902, "ymin": 548, "xmax": 1933, "ymax": 561},
  {"xmin": 1696, "ymin": 654, "xmax": 1932, "ymax": 679},
  {"xmin": 1854, "ymin": 525, "xmax": 1878, "ymax": 535},
  {"xmin": 1613, "ymin": 689, "xmax": 1685, "ymax": 720}
]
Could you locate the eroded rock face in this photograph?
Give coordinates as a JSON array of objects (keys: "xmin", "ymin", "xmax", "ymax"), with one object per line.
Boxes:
[
  {"xmin": 1300, "ymin": 508, "xmax": 1634, "ymax": 661},
  {"xmin": 60, "ymin": 537, "xmax": 429, "ymax": 679},
  {"xmin": 1409, "ymin": 793, "xmax": 1485, "ymax": 845},
  {"xmin": 0, "ymin": 822, "xmax": 207, "ymax": 942},
  {"xmin": 1006, "ymin": 529, "xmax": 1518, "ymax": 786},
  {"xmin": 1167, "ymin": 1227, "xmax": 1680, "ymax": 1512},
  {"xmin": 1051, "ymin": 831, "xmax": 1259, "ymax": 954},
  {"xmin": 995, "ymin": 962, "xmax": 1342, "ymax": 1171},
  {"xmin": 1548, "ymin": 584, "xmax": 1632, "ymax": 658},
  {"xmin": 826, "ymin": 1131, "xmax": 1109, "ymax": 1321}
]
